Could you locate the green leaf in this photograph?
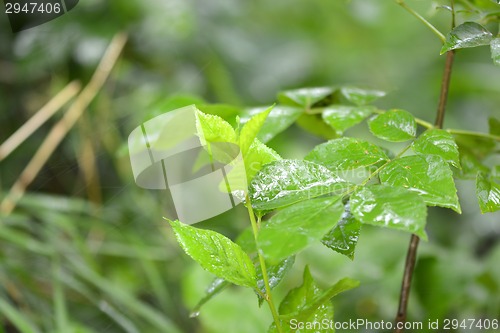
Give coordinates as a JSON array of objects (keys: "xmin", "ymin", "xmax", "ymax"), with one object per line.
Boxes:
[
  {"xmin": 456, "ymin": 147, "xmax": 489, "ymax": 179},
  {"xmin": 236, "ymin": 228, "xmax": 257, "ymax": 254},
  {"xmin": 296, "ymin": 113, "xmax": 338, "ymax": 139},
  {"xmin": 476, "ymin": 173, "xmax": 500, "ymax": 213},
  {"xmin": 191, "ymin": 278, "xmax": 230, "ymax": 315},
  {"xmin": 195, "ymin": 111, "xmax": 237, "ymax": 145},
  {"xmin": 492, "ymin": 38, "xmax": 500, "ymax": 66},
  {"xmin": 244, "ymin": 139, "xmax": 282, "ymax": 182},
  {"xmin": 249, "ymin": 160, "xmax": 350, "ymax": 211},
  {"xmin": 239, "ymin": 105, "xmax": 273, "ymax": 156},
  {"xmin": 168, "ymin": 220, "xmax": 257, "ymax": 288},
  {"xmin": 279, "ymin": 267, "xmax": 359, "ymax": 321},
  {"xmin": 340, "ymin": 87, "xmax": 386, "ymax": 106},
  {"xmin": 278, "ymin": 266, "xmax": 323, "ymax": 315},
  {"xmin": 412, "ymin": 129, "xmax": 460, "ymax": 168},
  {"xmin": 350, "ymin": 185, "xmax": 428, "ymax": 240},
  {"xmin": 305, "ymin": 137, "xmax": 389, "ymax": 171},
  {"xmin": 269, "ymin": 266, "xmax": 334, "ymax": 333},
  {"xmin": 321, "ymin": 202, "xmax": 361, "ymax": 260},
  {"xmin": 278, "ymin": 87, "xmax": 334, "ymax": 109},
  {"xmin": 368, "ymin": 109, "xmax": 417, "ymax": 142},
  {"xmin": 256, "ymin": 257, "xmax": 295, "ymax": 306},
  {"xmin": 489, "ymin": 117, "xmax": 500, "ymax": 135},
  {"xmin": 241, "ymin": 106, "xmax": 303, "ymax": 143},
  {"xmin": 440, "ymin": 22, "xmax": 493, "ymax": 54},
  {"xmin": 258, "ymin": 196, "xmax": 344, "ymax": 263},
  {"xmin": 322, "ymin": 105, "xmax": 375, "ymax": 134},
  {"xmin": 380, "ymin": 155, "xmax": 461, "ymax": 213},
  {"xmin": 220, "ymin": 139, "xmax": 281, "ymax": 194},
  {"xmin": 455, "ymin": 134, "xmax": 496, "ymax": 159}
]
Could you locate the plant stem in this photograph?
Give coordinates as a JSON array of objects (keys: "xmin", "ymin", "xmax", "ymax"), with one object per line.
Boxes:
[
  {"xmin": 395, "ymin": 0, "xmax": 446, "ymax": 42},
  {"xmin": 435, "ymin": 51, "xmax": 455, "ymax": 128},
  {"xmin": 394, "ymin": 48, "xmax": 456, "ymax": 333},
  {"xmin": 245, "ymin": 194, "xmax": 283, "ymax": 333},
  {"xmin": 359, "ymin": 144, "xmax": 412, "ymax": 188},
  {"xmin": 447, "ymin": 129, "xmax": 500, "ymax": 142}
]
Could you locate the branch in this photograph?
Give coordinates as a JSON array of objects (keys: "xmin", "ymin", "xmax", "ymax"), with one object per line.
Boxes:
[
  {"xmin": 394, "ymin": 49, "xmax": 456, "ymax": 333},
  {"xmin": 435, "ymin": 51, "xmax": 455, "ymax": 128},
  {"xmin": 395, "ymin": 0, "xmax": 446, "ymax": 42}
]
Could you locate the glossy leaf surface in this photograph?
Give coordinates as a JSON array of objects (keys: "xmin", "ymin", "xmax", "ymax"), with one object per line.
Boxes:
[
  {"xmin": 340, "ymin": 87, "xmax": 385, "ymax": 106},
  {"xmin": 322, "ymin": 105, "xmax": 375, "ymax": 134},
  {"xmin": 492, "ymin": 38, "xmax": 500, "ymax": 66},
  {"xmin": 440, "ymin": 22, "xmax": 493, "ymax": 54},
  {"xmin": 368, "ymin": 109, "xmax": 417, "ymax": 142},
  {"xmin": 258, "ymin": 196, "xmax": 344, "ymax": 263},
  {"xmin": 249, "ymin": 160, "xmax": 350, "ymax": 211},
  {"xmin": 278, "ymin": 87, "xmax": 334, "ymax": 108},
  {"xmin": 191, "ymin": 278, "xmax": 230, "ymax": 315},
  {"xmin": 306, "ymin": 137, "xmax": 389, "ymax": 171},
  {"xmin": 413, "ymin": 129, "xmax": 460, "ymax": 168},
  {"xmin": 350, "ymin": 185, "xmax": 428, "ymax": 239},
  {"xmin": 321, "ymin": 203, "xmax": 361, "ymax": 260},
  {"xmin": 380, "ymin": 155, "xmax": 461, "ymax": 213},
  {"xmin": 476, "ymin": 173, "xmax": 500, "ymax": 213},
  {"xmin": 168, "ymin": 220, "xmax": 257, "ymax": 288},
  {"xmin": 256, "ymin": 257, "xmax": 295, "ymax": 306}
]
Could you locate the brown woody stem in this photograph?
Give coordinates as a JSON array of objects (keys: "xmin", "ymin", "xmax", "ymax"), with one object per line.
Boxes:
[{"xmin": 394, "ymin": 49, "xmax": 455, "ymax": 333}]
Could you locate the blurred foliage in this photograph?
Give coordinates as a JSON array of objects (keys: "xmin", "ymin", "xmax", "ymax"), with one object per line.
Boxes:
[{"xmin": 0, "ymin": 0, "xmax": 499, "ymax": 332}]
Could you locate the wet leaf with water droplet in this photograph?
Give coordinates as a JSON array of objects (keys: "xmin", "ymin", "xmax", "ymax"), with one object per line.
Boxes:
[
  {"xmin": 350, "ymin": 185, "xmax": 428, "ymax": 240},
  {"xmin": 322, "ymin": 105, "xmax": 375, "ymax": 134},
  {"xmin": 492, "ymin": 38, "xmax": 500, "ymax": 66},
  {"xmin": 305, "ymin": 137, "xmax": 389, "ymax": 171},
  {"xmin": 191, "ymin": 278, "xmax": 230, "ymax": 316},
  {"xmin": 368, "ymin": 109, "xmax": 417, "ymax": 142},
  {"xmin": 440, "ymin": 22, "xmax": 493, "ymax": 54},
  {"xmin": 321, "ymin": 202, "xmax": 361, "ymax": 260},
  {"xmin": 476, "ymin": 173, "xmax": 500, "ymax": 213},
  {"xmin": 168, "ymin": 219, "xmax": 257, "ymax": 288},
  {"xmin": 278, "ymin": 87, "xmax": 334, "ymax": 109},
  {"xmin": 413, "ymin": 129, "xmax": 460, "ymax": 168},
  {"xmin": 340, "ymin": 87, "xmax": 386, "ymax": 106},
  {"xmin": 258, "ymin": 196, "xmax": 344, "ymax": 264},
  {"xmin": 249, "ymin": 159, "xmax": 351, "ymax": 211},
  {"xmin": 380, "ymin": 155, "xmax": 461, "ymax": 213}
]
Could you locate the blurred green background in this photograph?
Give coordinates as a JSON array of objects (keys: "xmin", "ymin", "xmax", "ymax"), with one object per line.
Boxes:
[{"xmin": 0, "ymin": 0, "xmax": 499, "ymax": 332}]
